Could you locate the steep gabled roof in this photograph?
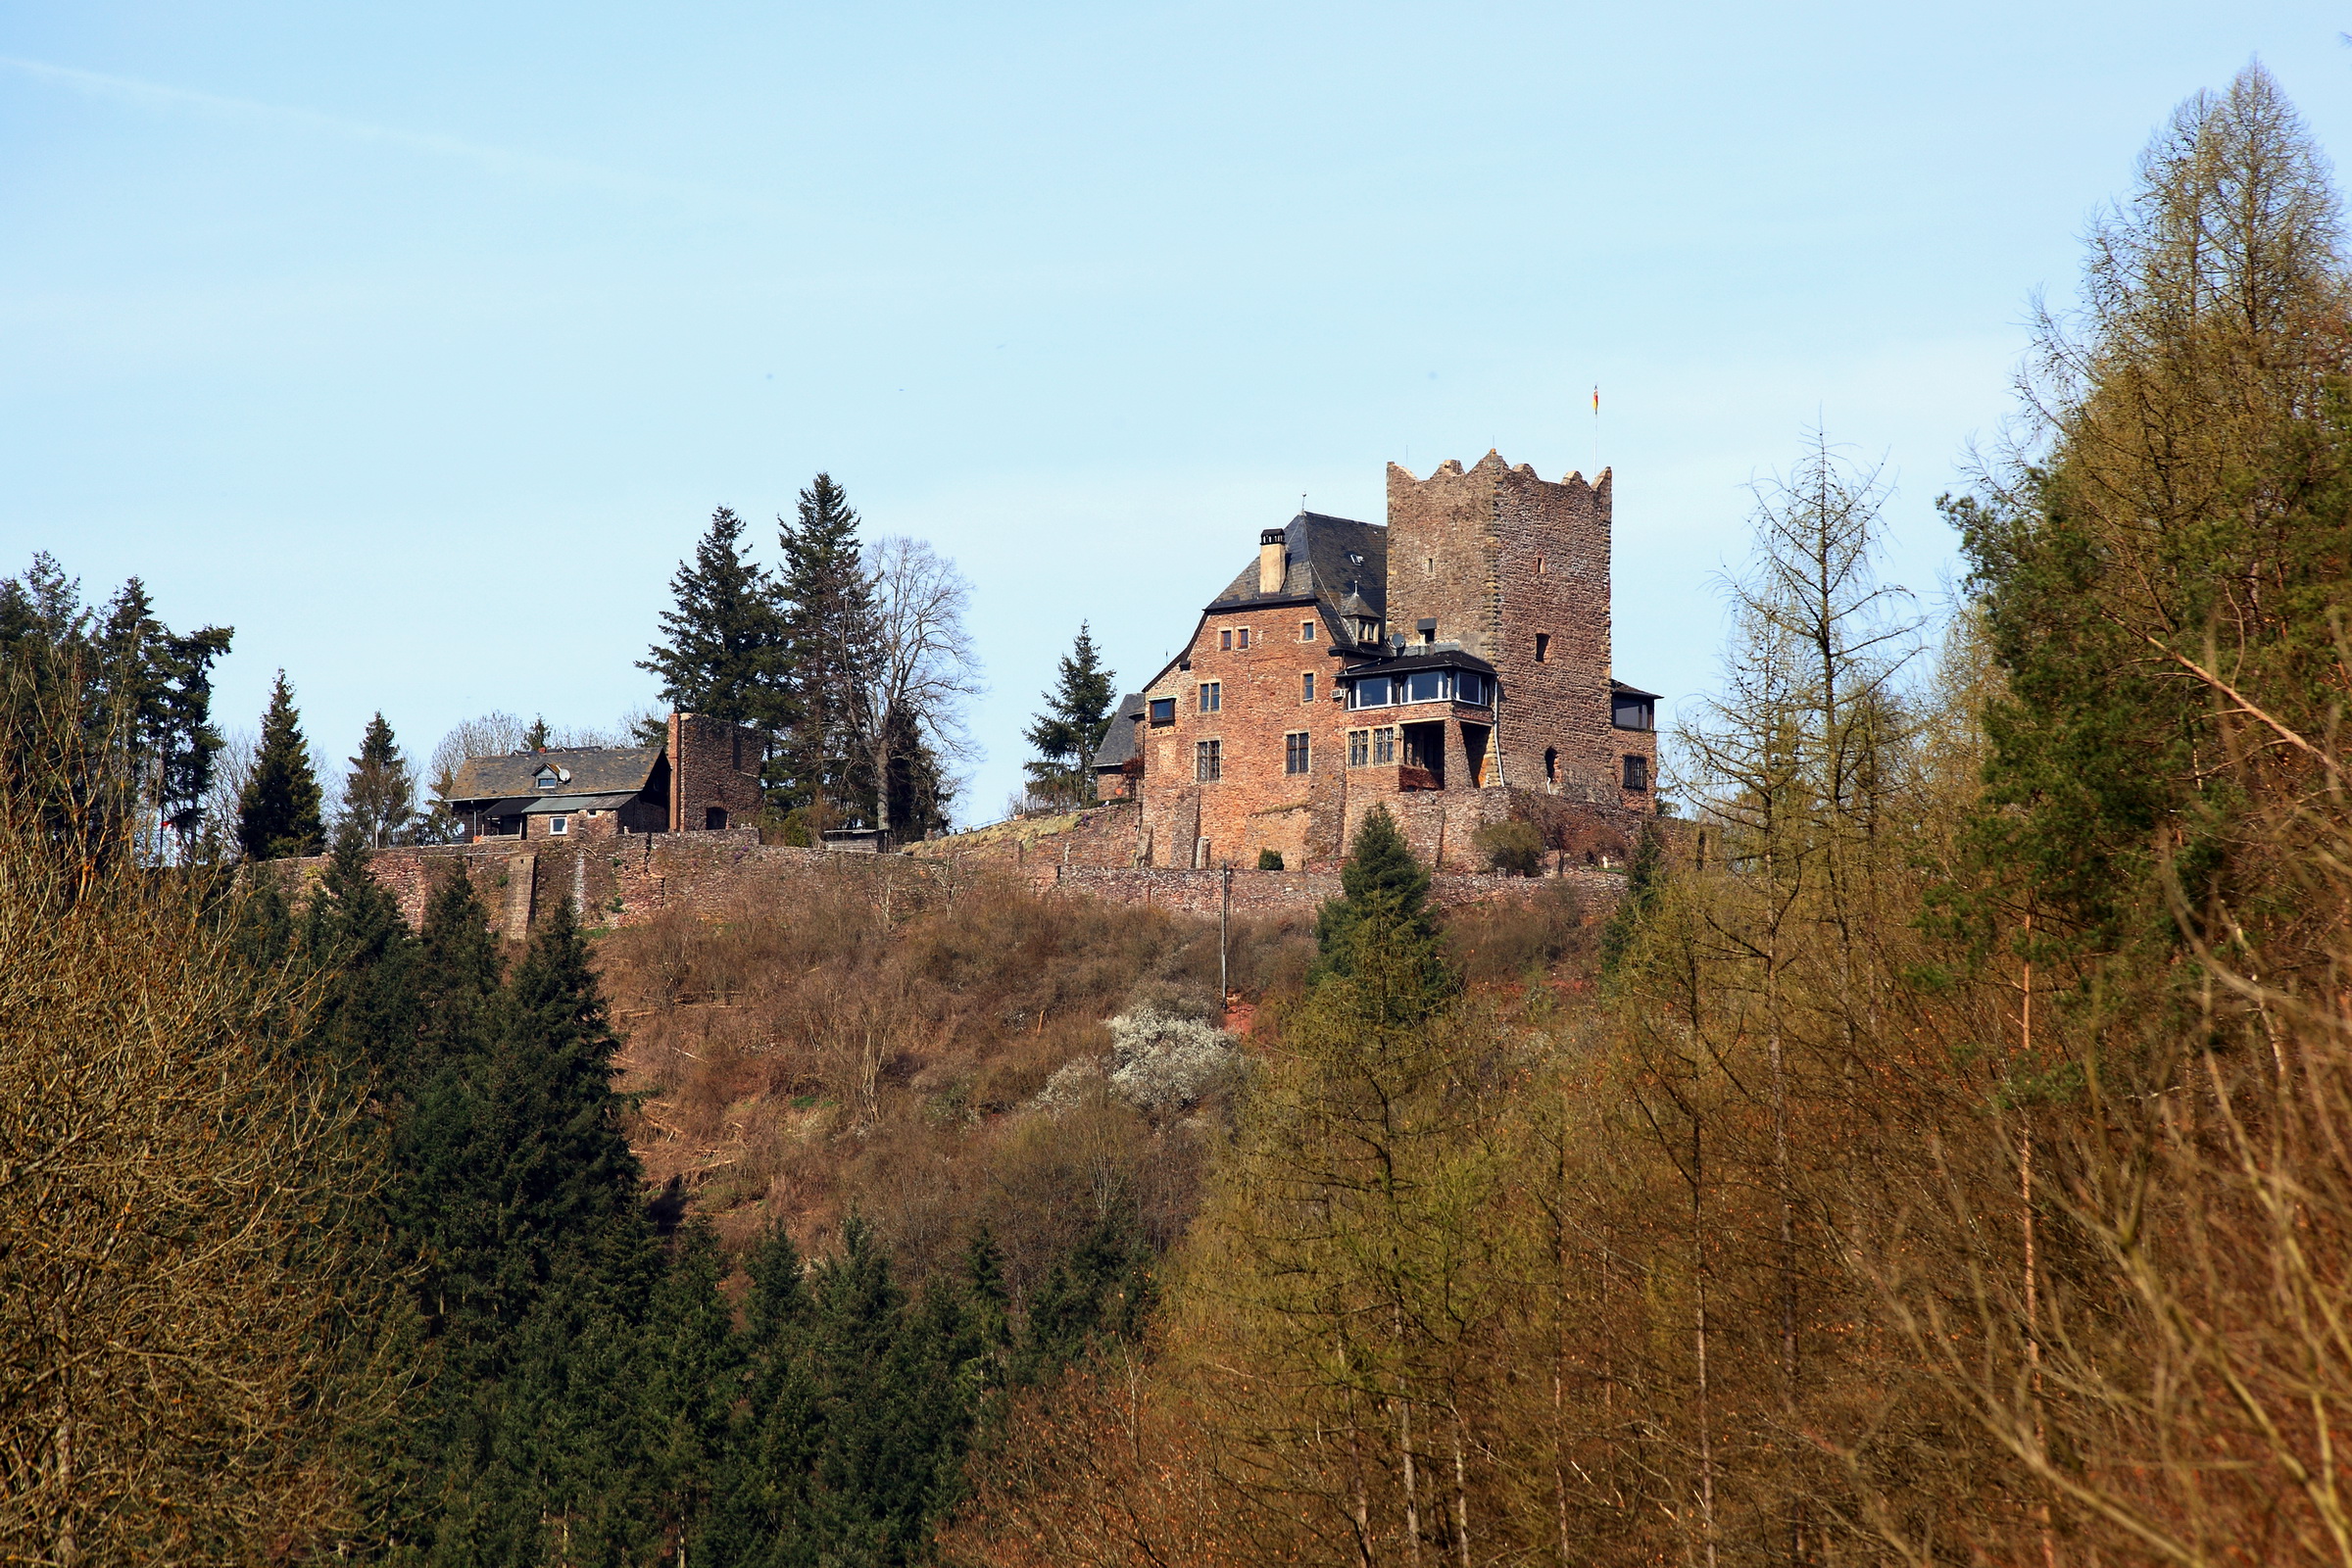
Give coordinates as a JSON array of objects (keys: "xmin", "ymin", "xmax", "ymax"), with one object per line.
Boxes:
[
  {"xmin": 445, "ymin": 747, "xmax": 662, "ymax": 806},
  {"xmin": 1205, "ymin": 511, "xmax": 1387, "ymax": 625},
  {"xmin": 1091, "ymin": 694, "xmax": 1146, "ymax": 772}
]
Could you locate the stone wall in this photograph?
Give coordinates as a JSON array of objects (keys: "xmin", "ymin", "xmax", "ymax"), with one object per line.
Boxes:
[
  {"xmin": 1054, "ymin": 861, "xmax": 1626, "ymax": 920},
  {"xmin": 666, "ymin": 712, "xmax": 766, "ymax": 833},
  {"xmin": 1386, "ymin": 452, "xmax": 1657, "ymax": 808}
]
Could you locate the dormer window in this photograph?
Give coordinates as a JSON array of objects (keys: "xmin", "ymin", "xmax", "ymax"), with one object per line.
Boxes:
[{"xmin": 535, "ymin": 771, "xmax": 560, "ymax": 792}]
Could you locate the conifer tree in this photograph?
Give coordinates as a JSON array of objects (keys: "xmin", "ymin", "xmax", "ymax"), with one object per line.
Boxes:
[
  {"xmin": 1021, "ymin": 623, "xmax": 1117, "ymax": 808},
  {"xmin": 235, "ymin": 670, "xmax": 324, "ymax": 860},
  {"xmin": 522, "ymin": 714, "xmax": 551, "ymax": 751},
  {"xmin": 776, "ymin": 473, "xmax": 877, "ymax": 815},
  {"xmin": 639, "ymin": 505, "xmax": 790, "ymax": 735},
  {"xmin": 304, "ymin": 821, "xmax": 421, "ymax": 1089},
  {"xmin": 1314, "ymin": 805, "xmax": 1442, "ymax": 992},
  {"xmin": 340, "ymin": 710, "xmax": 416, "ymax": 848},
  {"xmin": 643, "ymin": 1221, "xmax": 739, "ymax": 1554},
  {"xmin": 708, "ymin": 1221, "xmax": 823, "ymax": 1565}
]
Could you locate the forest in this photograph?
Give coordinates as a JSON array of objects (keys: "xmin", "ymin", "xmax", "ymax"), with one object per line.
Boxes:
[{"xmin": 6, "ymin": 62, "xmax": 2352, "ymax": 1567}]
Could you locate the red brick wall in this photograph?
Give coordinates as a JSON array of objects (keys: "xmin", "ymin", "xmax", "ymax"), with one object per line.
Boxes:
[{"xmin": 1138, "ymin": 604, "xmax": 1346, "ymax": 870}]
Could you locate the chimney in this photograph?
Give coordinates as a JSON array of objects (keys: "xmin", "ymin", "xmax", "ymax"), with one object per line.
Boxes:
[{"xmin": 1258, "ymin": 528, "xmax": 1287, "ymax": 596}]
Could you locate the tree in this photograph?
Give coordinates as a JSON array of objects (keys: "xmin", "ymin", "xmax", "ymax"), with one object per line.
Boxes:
[
  {"xmin": 341, "ymin": 711, "xmax": 416, "ymax": 848},
  {"xmin": 236, "ymin": 670, "xmax": 324, "ymax": 860},
  {"xmin": 639, "ymin": 505, "xmax": 789, "ymax": 735},
  {"xmin": 1313, "ymin": 805, "xmax": 1439, "ymax": 981},
  {"xmin": 777, "ymin": 473, "xmax": 876, "ymax": 817},
  {"xmin": 0, "ymin": 556, "xmax": 232, "ymax": 857},
  {"xmin": 844, "ymin": 536, "xmax": 980, "ymax": 840},
  {"xmin": 1022, "ymin": 624, "xmax": 1117, "ymax": 808},
  {"xmin": 1959, "ymin": 62, "xmax": 2352, "ymax": 964}
]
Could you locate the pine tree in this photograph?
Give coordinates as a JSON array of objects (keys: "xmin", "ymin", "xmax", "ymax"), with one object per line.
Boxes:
[
  {"xmin": 639, "ymin": 506, "xmax": 791, "ymax": 736},
  {"xmin": 235, "ymin": 670, "xmax": 324, "ymax": 860},
  {"xmin": 776, "ymin": 473, "xmax": 876, "ymax": 818},
  {"xmin": 1021, "ymin": 623, "xmax": 1117, "ymax": 808},
  {"xmin": 709, "ymin": 1221, "xmax": 823, "ymax": 1566},
  {"xmin": 340, "ymin": 711, "xmax": 416, "ymax": 848}
]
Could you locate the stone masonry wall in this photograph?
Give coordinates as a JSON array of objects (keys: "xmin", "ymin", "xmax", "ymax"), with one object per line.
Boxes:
[
  {"xmin": 667, "ymin": 713, "xmax": 766, "ymax": 833},
  {"xmin": 1386, "ymin": 453, "xmax": 1656, "ymax": 810}
]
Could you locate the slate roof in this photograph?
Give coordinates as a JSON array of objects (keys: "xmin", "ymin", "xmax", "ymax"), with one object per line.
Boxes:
[
  {"xmin": 1091, "ymin": 694, "xmax": 1146, "ymax": 773},
  {"xmin": 445, "ymin": 747, "xmax": 662, "ymax": 806},
  {"xmin": 1205, "ymin": 512, "xmax": 1388, "ymax": 636}
]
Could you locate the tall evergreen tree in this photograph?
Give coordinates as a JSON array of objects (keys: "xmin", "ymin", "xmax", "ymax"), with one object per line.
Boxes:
[
  {"xmin": 1314, "ymin": 804, "xmax": 1443, "ymax": 991},
  {"xmin": 1021, "ymin": 623, "xmax": 1117, "ymax": 808},
  {"xmin": 341, "ymin": 711, "xmax": 416, "ymax": 848},
  {"xmin": 775, "ymin": 473, "xmax": 876, "ymax": 817},
  {"xmin": 236, "ymin": 670, "xmax": 324, "ymax": 860},
  {"xmin": 639, "ymin": 506, "xmax": 791, "ymax": 736},
  {"xmin": 304, "ymin": 821, "xmax": 422, "ymax": 1090},
  {"xmin": 642, "ymin": 1221, "xmax": 741, "ymax": 1556}
]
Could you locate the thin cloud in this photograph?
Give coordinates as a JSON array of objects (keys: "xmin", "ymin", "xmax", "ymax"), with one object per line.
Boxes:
[{"xmin": 0, "ymin": 53, "xmax": 781, "ymax": 213}]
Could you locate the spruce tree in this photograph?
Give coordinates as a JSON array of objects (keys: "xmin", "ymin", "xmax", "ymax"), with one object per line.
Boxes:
[
  {"xmin": 1314, "ymin": 805, "xmax": 1440, "ymax": 982},
  {"xmin": 340, "ymin": 711, "xmax": 416, "ymax": 848},
  {"xmin": 235, "ymin": 670, "xmax": 324, "ymax": 860},
  {"xmin": 1021, "ymin": 622, "xmax": 1117, "ymax": 808},
  {"xmin": 304, "ymin": 820, "xmax": 421, "ymax": 1089},
  {"xmin": 642, "ymin": 1221, "xmax": 740, "ymax": 1555},
  {"xmin": 639, "ymin": 505, "xmax": 790, "ymax": 734},
  {"xmin": 1599, "ymin": 821, "xmax": 1667, "ymax": 975},
  {"xmin": 709, "ymin": 1221, "xmax": 823, "ymax": 1565},
  {"xmin": 776, "ymin": 473, "xmax": 876, "ymax": 817}
]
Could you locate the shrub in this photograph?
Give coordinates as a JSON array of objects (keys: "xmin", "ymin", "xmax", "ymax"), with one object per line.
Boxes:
[
  {"xmin": 1256, "ymin": 849, "xmax": 1284, "ymax": 870},
  {"xmin": 1474, "ymin": 818, "xmax": 1544, "ymax": 876}
]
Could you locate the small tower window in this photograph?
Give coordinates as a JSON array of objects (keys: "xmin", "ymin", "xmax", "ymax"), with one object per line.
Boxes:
[
  {"xmin": 1238, "ymin": 627, "xmax": 1251, "ymax": 650},
  {"xmin": 1534, "ymin": 633, "xmax": 1550, "ymax": 663},
  {"xmin": 1300, "ymin": 620, "xmax": 1315, "ymax": 642},
  {"xmin": 1220, "ymin": 628, "xmax": 1233, "ymax": 650},
  {"xmin": 1301, "ymin": 672, "xmax": 1315, "ymax": 704},
  {"xmin": 1623, "ymin": 755, "xmax": 1649, "ymax": 792},
  {"xmin": 1199, "ymin": 682, "xmax": 1220, "ymax": 713},
  {"xmin": 1544, "ymin": 747, "xmax": 1558, "ymax": 783}
]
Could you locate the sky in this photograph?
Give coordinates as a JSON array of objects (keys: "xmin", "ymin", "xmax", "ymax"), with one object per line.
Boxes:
[{"xmin": 3, "ymin": 3, "xmax": 2348, "ymax": 824}]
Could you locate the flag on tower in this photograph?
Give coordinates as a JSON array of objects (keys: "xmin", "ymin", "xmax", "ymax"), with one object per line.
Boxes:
[{"xmin": 1592, "ymin": 385, "xmax": 1599, "ymax": 415}]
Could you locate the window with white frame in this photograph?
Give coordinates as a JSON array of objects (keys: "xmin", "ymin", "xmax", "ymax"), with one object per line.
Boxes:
[{"xmin": 549, "ymin": 814, "xmax": 568, "ymax": 835}]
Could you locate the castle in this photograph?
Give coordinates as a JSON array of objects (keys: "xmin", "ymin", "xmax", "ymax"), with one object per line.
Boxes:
[{"xmin": 1090, "ymin": 450, "xmax": 1658, "ymax": 872}]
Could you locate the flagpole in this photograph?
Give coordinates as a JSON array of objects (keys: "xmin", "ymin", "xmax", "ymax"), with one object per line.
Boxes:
[{"xmin": 1592, "ymin": 385, "xmax": 1600, "ymax": 475}]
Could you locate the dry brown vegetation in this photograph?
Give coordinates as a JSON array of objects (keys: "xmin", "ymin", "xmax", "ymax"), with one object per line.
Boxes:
[{"xmin": 593, "ymin": 866, "xmax": 1307, "ymax": 1298}]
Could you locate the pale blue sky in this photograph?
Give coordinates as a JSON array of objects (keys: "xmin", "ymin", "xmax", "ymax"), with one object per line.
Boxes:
[{"xmin": 3, "ymin": 3, "xmax": 2346, "ymax": 822}]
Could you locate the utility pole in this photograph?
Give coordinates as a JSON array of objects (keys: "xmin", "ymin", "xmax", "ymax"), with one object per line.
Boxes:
[{"xmin": 1219, "ymin": 864, "xmax": 1233, "ymax": 1017}]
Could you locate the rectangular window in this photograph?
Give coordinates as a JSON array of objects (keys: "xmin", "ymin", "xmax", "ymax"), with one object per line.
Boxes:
[
  {"xmin": 1149, "ymin": 697, "xmax": 1175, "ymax": 726},
  {"xmin": 1199, "ymin": 681, "xmax": 1220, "ymax": 713},
  {"xmin": 1301, "ymin": 620, "xmax": 1316, "ymax": 642},
  {"xmin": 549, "ymin": 814, "xmax": 568, "ymax": 836},
  {"xmin": 1404, "ymin": 669, "xmax": 1449, "ymax": 704},
  {"xmin": 1611, "ymin": 693, "xmax": 1655, "ymax": 731},
  {"xmin": 1285, "ymin": 732, "xmax": 1310, "ymax": 774},
  {"xmin": 1348, "ymin": 675, "xmax": 1392, "ymax": 710},
  {"xmin": 1238, "ymin": 627, "xmax": 1251, "ymax": 650},
  {"xmin": 1456, "ymin": 672, "xmax": 1489, "ymax": 706},
  {"xmin": 536, "ymin": 774, "xmax": 559, "ymax": 791},
  {"xmin": 1535, "ymin": 632, "xmax": 1550, "ymax": 663},
  {"xmin": 1220, "ymin": 628, "xmax": 1233, "ymax": 650},
  {"xmin": 1348, "ymin": 729, "xmax": 1368, "ymax": 766},
  {"xmin": 1301, "ymin": 671, "xmax": 1315, "ymax": 703},
  {"xmin": 1623, "ymin": 755, "xmax": 1649, "ymax": 791},
  {"xmin": 1374, "ymin": 727, "xmax": 1396, "ymax": 763},
  {"xmin": 1197, "ymin": 739, "xmax": 1222, "ymax": 782}
]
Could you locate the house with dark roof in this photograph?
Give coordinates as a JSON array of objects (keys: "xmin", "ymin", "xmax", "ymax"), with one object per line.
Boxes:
[
  {"xmin": 1092, "ymin": 452, "xmax": 1659, "ymax": 872},
  {"xmin": 442, "ymin": 711, "xmax": 767, "ymax": 844}
]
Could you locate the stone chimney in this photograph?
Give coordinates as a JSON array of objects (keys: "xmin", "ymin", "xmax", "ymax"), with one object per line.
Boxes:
[{"xmin": 1258, "ymin": 528, "xmax": 1287, "ymax": 596}]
